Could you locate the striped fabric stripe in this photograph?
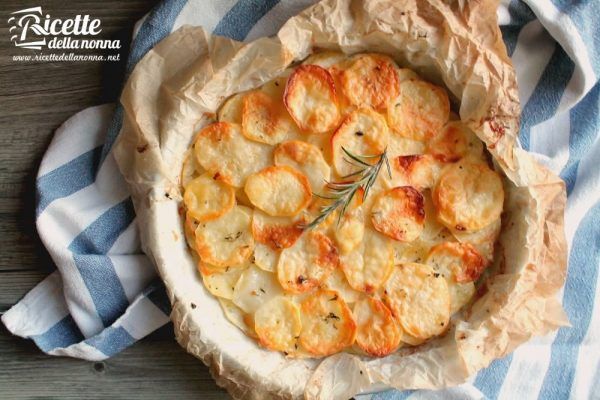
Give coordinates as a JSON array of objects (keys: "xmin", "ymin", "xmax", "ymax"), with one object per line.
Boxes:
[
  {"xmin": 2, "ymin": 2, "xmax": 599, "ymax": 399},
  {"xmin": 538, "ymin": 201, "xmax": 600, "ymax": 399},
  {"xmin": 213, "ymin": 0, "xmax": 280, "ymax": 41}
]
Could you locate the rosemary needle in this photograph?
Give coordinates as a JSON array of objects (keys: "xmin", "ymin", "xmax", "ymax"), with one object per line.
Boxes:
[{"xmin": 303, "ymin": 147, "xmax": 391, "ymax": 229}]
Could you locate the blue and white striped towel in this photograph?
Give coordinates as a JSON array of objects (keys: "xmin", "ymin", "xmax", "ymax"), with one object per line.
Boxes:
[{"xmin": 2, "ymin": 0, "xmax": 598, "ymax": 398}]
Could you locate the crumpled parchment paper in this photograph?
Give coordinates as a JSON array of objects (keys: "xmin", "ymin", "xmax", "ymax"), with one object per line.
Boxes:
[{"xmin": 114, "ymin": 0, "xmax": 569, "ymax": 398}]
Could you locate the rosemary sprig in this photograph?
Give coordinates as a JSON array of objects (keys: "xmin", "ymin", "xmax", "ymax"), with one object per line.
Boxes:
[{"xmin": 303, "ymin": 147, "xmax": 391, "ymax": 229}]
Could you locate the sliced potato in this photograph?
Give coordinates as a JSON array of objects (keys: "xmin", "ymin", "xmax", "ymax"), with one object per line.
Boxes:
[
  {"xmin": 433, "ymin": 161, "xmax": 504, "ymax": 231},
  {"xmin": 331, "ymin": 108, "xmax": 389, "ymax": 177},
  {"xmin": 241, "ymin": 90, "xmax": 294, "ymax": 145},
  {"xmin": 383, "ymin": 263, "xmax": 450, "ymax": 339},
  {"xmin": 340, "ymin": 53, "xmax": 399, "ymax": 110},
  {"xmin": 302, "ymin": 51, "xmax": 346, "ymax": 68},
  {"xmin": 427, "ymin": 121, "xmax": 484, "ymax": 163},
  {"xmin": 198, "ymin": 262, "xmax": 248, "ymax": 300},
  {"xmin": 194, "ymin": 122, "xmax": 271, "ymax": 187},
  {"xmin": 252, "ymin": 209, "xmax": 304, "ymax": 250},
  {"xmin": 253, "ymin": 242, "xmax": 279, "ymax": 272},
  {"xmin": 254, "ymin": 296, "xmax": 302, "ymax": 353},
  {"xmin": 427, "ymin": 242, "xmax": 487, "ymax": 284},
  {"xmin": 425, "ymin": 242, "xmax": 484, "ymax": 314},
  {"xmin": 245, "ymin": 166, "xmax": 312, "ymax": 217},
  {"xmin": 299, "ymin": 289, "xmax": 357, "ymax": 356},
  {"xmin": 260, "ymin": 76, "xmax": 289, "ymax": 99},
  {"xmin": 391, "ymin": 154, "xmax": 441, "ymax": 190},
  {"xmin": 401, "ymin": 333, "xmax": 426, "ymax": 346},
  {"xmin": 181, "ymin": 150, "xmax": 204, "ymax": 188},
  {"xmin": 420, "ymin": 190, "xmax": 446, "ymax": 241},
  {"xmin": 387, "ymin": 134, "xmax": 426, "ymax": 160},
  {"xmin": 195, "ymin": 206, "xmax": 254, "ymax": 267},
  {"xmin": 184, "ymin": 214, "xmax": 199, "ymax": 251},
  {"xmin": 277, "ymin": 231, "xmax": 339, "ymax": 293},
  {"xmin": 387, "ymin": 79, "xmax": 450, "ymax": 141},
  {"xmin": 392, "ymin": 239, "xmax": 431, "ymax": 265},
  {"xmin": 218, "ymin": 92, "xmax": 245, "ymax": 124},
  {"xmin": 284, "ymin": 65, "xmax": 340, "ymax": 133},
  {"xmin": 183, "ymin": 173, "xmax": 236, "ymax": 222},
  {"xmin": 395, "ymin": 67, "xmax": 419, "ymax": 82},
  {"xmin": 218, "ymin": 298, "xmax": 257, "ymax": 338},
  {"xmin": 323, "ymin": 269, "xmax": 362, "ymax": 304},
  {"xmin": 274, "ymin": 140, "xmax": 330, "ymax": 192},
  {"xmin": 371, "ymin": 187, "xmax": 425, "ymax": 242},
  {"xmin": 427, "ymin": 247, "xmax": 475, "ymax": 315},
  {"xmin": 232, "ymin": 265, "xmax": 283, "ymax": 313},
  {"xmin": 451, "ymin": 218, "xmax": 501, "ymax": 262},
  {"xmin": 340, "ymin": 229, "xmax": 394, "ymax": 293},
  {"xmin": 235, "ymin": 186, "xmax": 253, "ymax": 208},
  {"xmin": 334, "ymin": 207, "xmax": 365, "ymax": 254},
  {"xmin": 354, "ymin": 297, "xmax": 402, "ymax": 357}
]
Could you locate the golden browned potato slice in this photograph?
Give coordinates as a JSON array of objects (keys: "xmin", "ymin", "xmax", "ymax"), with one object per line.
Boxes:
[
  {"xmin": 334, "ymin": 207, "xmax": 365, "ymax": 254},
  {"xmin": 218, "ymin": 298, "xmax": 257, "ymax": 338},
  {"xmin": 393, "ymin": 224, "xmax": 457, "ymax": 264},
  {"xmin": 387, "ymin": 134, "xmax": 426, "ymax": 160},
  {"xmin": 395, "ymin": 67, "xmax": 419, "ymax": 82},
  {"xmin": 401, "ymin": 333, "xmax": 426, "ymax": 346},
  {"xmin": 218, "ymin": 92, "xmax": 245, "ymax": 124},
  {"xmin": 299, "ymin": 289, "xmax": 357, "ymax": 356},
  {"xmin": 260, "ymin": 75, "xmax": 289, "ymax": 100},
  {"xmin": 427, "ymin": 242, "xmax": 487, "ymax": 284},
  {"xmin": 242, "ymin": 90, "xmax": 295, "ymax": 145},
  {"xmin": 232, "ymin": 265, "xmax": 283, "ymax": 313},
  {"xmin": 353, "ymin": 297, "xmax": 402, "ymax": 357},
  {"xmin": 254, "ymin": 296, "xmax": 302, "ymax": 353},
  {"xmin": 251, "ymin": 209, "xmax": 304, "ymax": 250},
  {"xmin": 371, "ymin": 187, "xmax": 425, "ymax": 242},
  {"xmin": 195, "ymin": 206, "xmax": 254, "ymax": 267},
  {"xmin": 183, "ymin": 173, "xmax": 236, "ymax": 222},
  {"xmin": 433, "ymin": 161, "xmax": 504, "ymax": 231},
  {"xmin": 427, "ymin": 121, "xmax": 484, "ymax": 163},
  {"xmin": 340, "ymin": 229, "xmax": 394, "ymax": 293},
  {"xmin": 253, "ymin": 243, "xmax": 279, "ymax": 272},
  {"xmin": 340, "ymin": 54, "xmax": 400, "ymax": 110},
  {"xmin": 426, "ymin": 242, "xmax": 486, "ymax": 313},
  {"xmin": 284, "ymin": 65, "xmax": 341, "ymax": 133},
  {"xmin": 391, "ymin": 154, "xmax": 441, "ymax": 190},
  {"xmin": 383, "ymin": 263, "xmax": 450, "ymax": 339},
  {"xmin": 245, "ymin": 166, "xmax": 312, "ymax": 217},
  {"xmin": 302, "ymin": 51, "xmax": 347, "ymax": 68},
  {"xmin": 420, "ymin": 190, "xmax": 446, "ymax": 242},
  {"xmin": 387, "ymin": 79, "xmax": 450, "ymax": 141},
  {"xmin": 331, "ymin": 108, "xmax": 389, "ymax": 177},
  {"xmin": 198, "ymin": 261, "xmax": 248, "ymax": 300},
  {"xmin": 277, "ymin": 231, "xmax": 339, "ymax": 293},
  {"xmin": 181, "ymin": 150, "xmax": 204, "ymax": 188},
  {"xmin": 392, "ymin": 240, "xmax": 430, "ymax": 265},
  {"xmin": 450, "ymin": 218, "xmax": 501, "ymax": 262},
  {"xmin": 274, "ymin": 140, "xmax": 330, "ymax": 192},
  {"xmin": 194, "ymin": 122, "xmax": 271, "ymax": 187},
  {"xmin": 323, "ymin": 269, "xmax": 362, "ymax": 304},
  {"xmin": 184, "ymin": 214, "xmax": 199, "ymax": 252}
]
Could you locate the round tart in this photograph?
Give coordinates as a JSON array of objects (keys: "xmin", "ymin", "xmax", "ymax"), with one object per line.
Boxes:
[{"xmin": 181, "ymin": 52, "xmax": 504, "ymax": 358}]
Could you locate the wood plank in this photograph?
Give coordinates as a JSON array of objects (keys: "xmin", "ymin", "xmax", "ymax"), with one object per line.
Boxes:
[
  {"xmin": 1, "ymin": 1, "xmax": 229, "ymax": 398},
  {"xmin": 0, "ymin": 270, "xmax": 49, "ymax": 313},
  {"xmin": 0, "ymin": 324, "xmax": 229, "ymax": 399},
  {"xmin": 0, "ymin": 0, "xmax": 160, "ymax": 272}
]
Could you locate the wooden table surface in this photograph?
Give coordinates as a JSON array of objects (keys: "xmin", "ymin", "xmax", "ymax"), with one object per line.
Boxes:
[{"xmin": 0, "ymin": 1, "xmax": 228, "ymax": 398}]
